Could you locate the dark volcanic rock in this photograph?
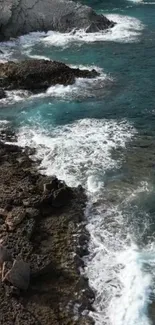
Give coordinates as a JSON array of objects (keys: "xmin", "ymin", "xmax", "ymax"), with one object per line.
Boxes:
[
  {"xmin": 0, "ymin": 135, "xmax": 94, "ymax": 325},
  {"xmin": 0, "ymin": 59, "xmax": 99, "ymax": 92},
  {"xmin": 0, "ymin": 244, "xmax": 12, "ymax": 266},
  {"xmin": 52, "ymin": 186, "xmax": 73, "ymax": 208},
  {"xmin": 43, "ymin": 177, "xmax": 73, "ymax": 208},
  {"xmin": 5, "ymin": 207, "xmax": 26, "ymax": 231},
  {"xmin": 3, "ymin": 260, "xmax": 30, "ymax": 290},
  {"xmin": 0, "ymin": 0, "xmax": 115, "ymax": 41}
]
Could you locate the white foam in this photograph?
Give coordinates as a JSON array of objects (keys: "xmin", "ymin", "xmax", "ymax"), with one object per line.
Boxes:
[
  {"xmin": 0, "ymin": 64, "xmax": 112, "ymax": 104},
  {"xmin": 0, "ymin": 74, "xmax": 110, "ymax": 104},
  {"xmin": 128, "ymin": 0, "xmax": 143, "ymax": 3},
  {"xmin": 142, "ymin": 1, "xmax": 155, "ymax": 4},
  {"xmin": 0, "ymin": 14, "xmax": 143, "ymax": 62},
  {"xmin": 108, "ymin": 245, "xmax": 152, "ymax": 325},
  {"xmin": 42, "ymin": 64, "xmax": 111, "ymax": 99},
  {"xmin": 0, "ymin": 120, "xmax": 10, "ymax": 128},
  {"xmin": 0, "ymin": 48, "xmax": 15, "ymax": 62},
  {"xmin": 0, "ymin": 32, "xmax": 46, "ymax": 62},
  {"xmin": 40, "ymin": 14, "xmax": 143, "ymax": 47},
  {"xmin": 16, "ymin": 117, "xmax": 155, "ymax": 325},
  {"xmin": 127, "ymin": 0, "xmax": 155, "ymax": 4},
  {"xmin": 0, "ymin": 90, "xmax": 31, "ymax": 105},
  {"xmin": 46, "ymin": 74, "xmax": 111, "ymax": 100},
  {"xmin": 17, "ymin": 118, "xmax": 135, "ymax": 187},
  {"xmin": 25, "ymin": 52, "xmax": 50, "ymax": 61},
  {"xmin": 85, "ymin": 179, "xmax": 154, "ymax": 325}
]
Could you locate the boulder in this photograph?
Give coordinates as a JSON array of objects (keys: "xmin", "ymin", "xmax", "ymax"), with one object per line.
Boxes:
[
  {"xmin": 0, "ymin": 0, "xmax": 115, "ymax": 41},
  {"xmin": 0, "ymin": 59, "xmax": 99, "ymax": 92},
  {"xmin": 42, "ymin": 176, "xmax": 73, "ymax": 208},
  {"xmin": 52, "ymin": 187, "xmax": 72, "ymax": 208},
  {"xmin": 3, "ymin": 259, "xmax": 30, "ymax": 290},
  {"xmin": 5, "ymin": 207, "xmax": 26, "ymax": 231},
  {"xmin": 43, "ymin": 176, "xmax": 59, "ymax": 193}
]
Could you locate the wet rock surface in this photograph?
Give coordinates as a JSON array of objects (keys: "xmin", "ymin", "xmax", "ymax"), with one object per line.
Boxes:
[
  {"xmin": 0, "ymin": 59, "xmax": 99, "ymax": 94},
  {"xmin": 0, "ymin": 131, "xmax": 94, "ymax": 325},
  {"xmin": 0, "ymin": 89, "xmax": 6, "ymax": 99},
  {"xmin": 0, "ymin": 0, "xmax": 115, "ymax": 41}
]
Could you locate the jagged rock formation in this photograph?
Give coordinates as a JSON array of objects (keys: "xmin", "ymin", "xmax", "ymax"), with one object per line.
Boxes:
[
  {"xmin": 0, "ymin": 59, "xmax": 99, "ymax": 97},
  {"xmin": 0, "ymin": 0, "xmax": 115, "ymax": 41},
  {"xmin": 0, "ymin": 131, "xmax": 94, "ymax": 325}
]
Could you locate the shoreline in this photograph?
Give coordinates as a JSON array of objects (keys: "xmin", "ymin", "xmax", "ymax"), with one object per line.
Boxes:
[{"xmin": 0, "ymin": 129, "xmax": 95, "ymax": 325}]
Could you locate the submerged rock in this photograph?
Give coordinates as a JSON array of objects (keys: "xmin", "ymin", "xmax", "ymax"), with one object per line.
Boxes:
[
  {"xmin": 0, "ymin": 0, "xmax": 115, "ymax": 41},
  {"xmin": 0, "ymin": 59, "xmax": 99, "ymax": 93}
]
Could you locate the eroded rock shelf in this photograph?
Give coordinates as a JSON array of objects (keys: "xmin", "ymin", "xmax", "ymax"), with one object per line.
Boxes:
[{"xmin": 0, "ymin": 130, "xmax": 94, "ymax": 325}]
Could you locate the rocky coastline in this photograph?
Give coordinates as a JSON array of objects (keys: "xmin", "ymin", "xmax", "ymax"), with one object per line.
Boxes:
[
  {"xmin": 0, "ymin": 0, "xmax": 115, "ymax": 41},
  {"xmin": 0, "ymin": 1, "xmax": 105, "ymax": 322},
  {"xmin": 0, "ymin": 130, "xmax": 95, "ymax": 325},
  {"xmin": 0, "ymin": 59, "xmax": 99, "ymax": 99}
]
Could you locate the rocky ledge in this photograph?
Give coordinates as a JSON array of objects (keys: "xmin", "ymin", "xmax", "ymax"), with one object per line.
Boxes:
[
  {"xmin": 0, "ymin": 0, "xmax": 115, "ymax": 41},
  {"xmin": 0, "ymin": 130, "xmax": 94, "ymax": 325},
  {"xmin": 0, "ymin": 59, "xmax": 99, "ymax": 98}
]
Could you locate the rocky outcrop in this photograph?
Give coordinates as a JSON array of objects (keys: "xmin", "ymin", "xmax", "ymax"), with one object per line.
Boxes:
[
  {"xmin": 0, "ymin": 0, "xmax": 115, "ymax": 41},
  {"xmin": 0, "ymin": 59, "xmax": 99, "ymax": 96},
  {"xmin": 0, "ymin": 130, "xmax": 94, "ymax": 325}
]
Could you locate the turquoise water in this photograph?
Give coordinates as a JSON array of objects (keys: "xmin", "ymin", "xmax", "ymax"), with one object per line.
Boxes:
[{"xmin": 1, "ymin": 1, "xmax": 155, "ymax": 324}]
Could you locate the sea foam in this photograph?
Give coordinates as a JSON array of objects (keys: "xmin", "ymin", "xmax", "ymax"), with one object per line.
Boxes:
[
  {"xmin": 0, "ymin": 14, "xmax": 144, "ymax": 63},
  {"xmin": 41, "ymin": 14, "xmax": 144, "ymax": 47},
  {"xmin": 16, "ymin": 118, "xmax": 154, "ymax": 325}
]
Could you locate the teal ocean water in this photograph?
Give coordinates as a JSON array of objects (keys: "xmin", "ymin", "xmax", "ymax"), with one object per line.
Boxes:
[{"xmin": 1, "ymin": 0, "xmax": 155, "ymax": 324}]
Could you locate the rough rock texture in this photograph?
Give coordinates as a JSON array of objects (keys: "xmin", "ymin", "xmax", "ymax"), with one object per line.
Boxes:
[
  {"xmin": 0, "ymin": 244, "xmax": 12, "ymax": 266},
  {"xmin": 3, "ymin": 260, "xmax": 30, "ymax": 290},
  {"xmin": 0, "ymin": 59, "xmax": 99, "ymax": 95},
  {"xmin": 0, "ymin": 89, "xmax": 6, "ymax": 99},
  {"xmin": 0, "ymin": 0, "xmax": 115, "ymax": 41},
  {"xmin": 0, "ymin": 130, "xmax": 94, "ymax": 325}
]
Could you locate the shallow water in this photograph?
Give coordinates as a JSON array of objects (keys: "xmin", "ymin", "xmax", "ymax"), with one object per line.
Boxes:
[{"xmin": 1, "ymin": 0, "xmax": 155, "ymax": 324}]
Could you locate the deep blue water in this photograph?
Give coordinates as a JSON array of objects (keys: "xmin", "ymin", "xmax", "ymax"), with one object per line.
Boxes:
[{"xmin": 1, "ymin": 1, "xmax": 155, "ymax": 324}]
